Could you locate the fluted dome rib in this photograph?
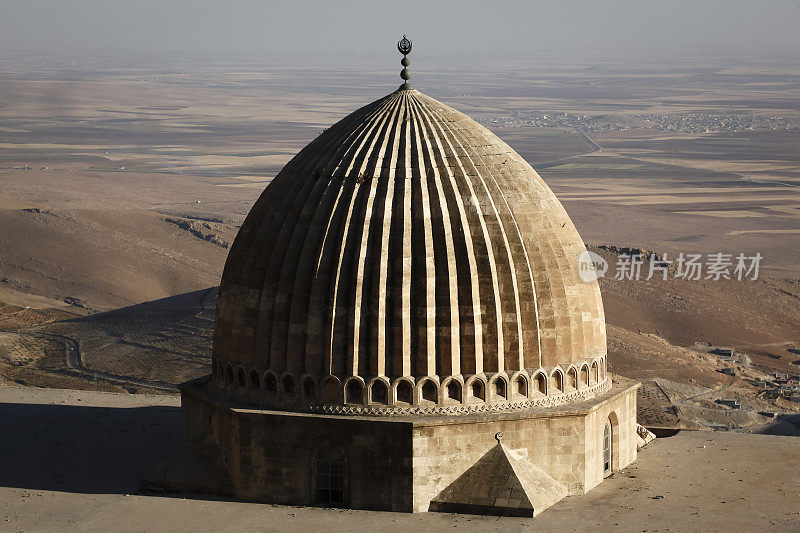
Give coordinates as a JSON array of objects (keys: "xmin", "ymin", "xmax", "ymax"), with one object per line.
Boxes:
[{"xmin": 212, "ymin": 89, "xmax": 607, "ymax": 413}]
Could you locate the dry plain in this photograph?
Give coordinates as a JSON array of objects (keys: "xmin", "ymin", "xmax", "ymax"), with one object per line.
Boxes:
[{"xmin": 1, "ymin": 52, "xmax": 799, "ymax": 527}]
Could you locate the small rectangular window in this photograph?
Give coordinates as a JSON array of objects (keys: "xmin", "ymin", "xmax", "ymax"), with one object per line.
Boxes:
[{"xmin": 315, "ymin": 446, "xmax": 345, "ymax": 507}]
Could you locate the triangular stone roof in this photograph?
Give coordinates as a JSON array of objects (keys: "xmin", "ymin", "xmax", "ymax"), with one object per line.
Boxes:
[{"xmin": 429, "ymin": 442, "xmax": 568, "ymax": 517}]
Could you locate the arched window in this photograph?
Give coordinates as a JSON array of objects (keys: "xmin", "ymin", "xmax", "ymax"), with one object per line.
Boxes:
[
  {"xmin": 534, "ymin": 373, "xmax": 547, "ymax": 395},
  {"xmin": 345, "ymin": 380, "xmax": 363, "ymax": 405},
  {"xmin": 315, "ymin": 445, "xmax": 345, "ymax": 507},
  {"xmin": 302, "ymin": 378, "xmax": 316, "ymax": 401},
  {"xmin": 282, "ymin": 375, "xmax": 296, "ymax": 398},
  {"xmin": 552, "ymin": 371, "xmax": 563, "ymax": 393},
  {"xmin": 249, "ymin": 369, "xmax": 260, "ymax": 392},
  {"xmin": 323, "ymin": 378, "xmax": 339, "ymax": 403},
  {"xmin": 236, "ymin": 368, "xmax": 246, "ymax": 390},
  {"xmin": 514, "ymin": 376, "xmax": 527, "ymax": 397},
  {"xmin": 568, "ymin": 367, "xmax": 578, "ymax": 390},
  {"xmin": 225, "ymin": 365, "xmax": 234, "ymax": 386},
  {"xmin": 603, "ymin": 419, "xmax": 612, "ymax": 476},
  {"xmin": 421, "ymin": 380, "xmax": 437, "ymax": 403},
  {"xmin": 265, "ymin": 373, "xmax": 278, "ymax": 396},
  {"xmin": 591, "ymin": 362, "xmax": 599, "ymax": 384},
  {"xmin": 470, "ymin": 380, "xmax": 485, "ymax": 401},
  {"xmin": 396, "ymin": 380, "xmax": 412, "ymax": 404},
  {"xmin": 493, "ymin": 379, "xmax": 507, "ymax": 400},
  {"xmin": 370, "ymin": 380, "xmax": 388, "ymax": 405},
  {"xmin": 580, "ymin": 366, "xmax": 589, "ymax": 388},
  {"xmin": 446, "ymin": 380, "xmax": 462, "ymax": 402}
]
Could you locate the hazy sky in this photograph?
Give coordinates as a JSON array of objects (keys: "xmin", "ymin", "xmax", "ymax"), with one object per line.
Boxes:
[{"xmin": 2, "ymin": 0, "xmax": 800, "ymax": 59}]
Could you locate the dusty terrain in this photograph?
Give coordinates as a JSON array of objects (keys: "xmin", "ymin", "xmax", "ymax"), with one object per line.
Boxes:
[
  {"xmin": 0, "ymin": 386, "xmax": 798, "ymax": 532},
  {"xmin": 1, "ymin": 53, "xmax": 799, "ymax": 433}
]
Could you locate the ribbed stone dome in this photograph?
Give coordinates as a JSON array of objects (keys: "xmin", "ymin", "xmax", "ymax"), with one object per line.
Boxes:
[{"xmin": 212, "ymin": 88, "xmax": 609, "ymax": 414}]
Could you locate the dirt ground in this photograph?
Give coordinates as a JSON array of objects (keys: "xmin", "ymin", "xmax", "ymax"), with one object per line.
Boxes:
[{"xmin": 1, "ymin": 385, "xmax": 798, "ymax": 533}]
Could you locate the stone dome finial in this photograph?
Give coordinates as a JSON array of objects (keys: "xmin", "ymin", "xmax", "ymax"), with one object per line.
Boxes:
[{"xmin": 398, "ymin": 34, "xmax": 412, "ymax": 90}]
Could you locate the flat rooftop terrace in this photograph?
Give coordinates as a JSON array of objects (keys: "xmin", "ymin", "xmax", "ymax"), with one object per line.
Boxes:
[{"xmin": 1, "ymin": 385, "xmax": 798, "ymax": 532}]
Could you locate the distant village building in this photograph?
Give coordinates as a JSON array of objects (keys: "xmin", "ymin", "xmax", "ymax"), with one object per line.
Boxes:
[
  {"xmin": 716, "ymin": 399, "xmax": 741, "ymax": 409},
  {"xmin": 711, "ymin": 348, "xmax": 749, "ymax": 367},
  {"xmin": 149, "ymin": 39, "xmax": 641, "ymax": 517},
  {"xmin": 712, "ymin": 347, "xmax": 735, "ymax": 360}
]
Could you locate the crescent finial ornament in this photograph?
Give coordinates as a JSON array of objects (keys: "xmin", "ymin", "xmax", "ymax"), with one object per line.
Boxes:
[
  {"xmin": 398, "ymin": 35, "xmax": 412, "ymax": 55},
  {"xmin": 397, "ymin": 35, "xmax": 413, "ymax": 90}
]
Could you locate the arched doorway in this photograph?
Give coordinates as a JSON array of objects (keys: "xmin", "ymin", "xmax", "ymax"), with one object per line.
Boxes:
[
  {"xmin": 603, "ymin": 419, "xmax": 612, "ymax": 477},
  {"xmin": 314, "ymin": 445, "xmax": 345, "ymax": 507}
]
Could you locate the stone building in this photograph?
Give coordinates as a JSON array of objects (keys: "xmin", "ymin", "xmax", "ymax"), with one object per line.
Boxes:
[{"xmin": 153, "ymin": 39, "xmax": 640, "ymax": 517}]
